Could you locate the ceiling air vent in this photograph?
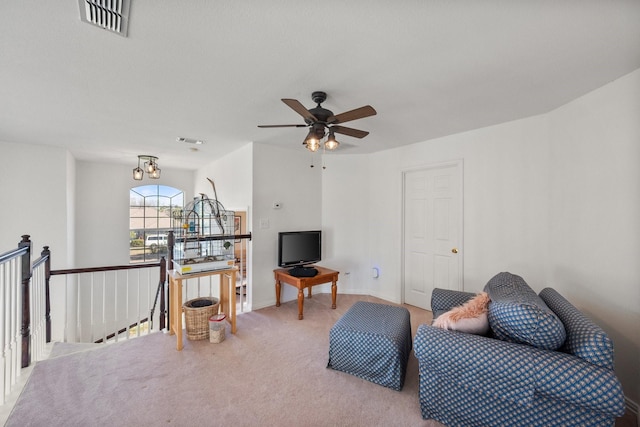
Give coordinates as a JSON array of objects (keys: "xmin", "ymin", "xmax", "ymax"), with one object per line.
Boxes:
[{"xmin": 78, "ymin": 0, "xmax": 131, "ymax": 37}]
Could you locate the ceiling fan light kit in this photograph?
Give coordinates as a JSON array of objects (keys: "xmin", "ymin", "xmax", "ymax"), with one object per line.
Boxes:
[{"xmin": 258, "ymin": 91, "xmax": 376, "ymax": 154}]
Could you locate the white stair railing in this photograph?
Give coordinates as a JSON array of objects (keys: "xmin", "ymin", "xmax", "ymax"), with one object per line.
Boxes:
[
  {"xmin": 0, "ymin": 237, "xmax": 29, "ymax": 405},
  {"xmin": 51, "ymin": 260, "xmax": 166, "ymax": 345},
  {"xmin": 30, "ymin": 250, "xmax": 50, "ymax": 363}
]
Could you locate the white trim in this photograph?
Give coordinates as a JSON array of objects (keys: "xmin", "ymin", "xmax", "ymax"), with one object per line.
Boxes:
[{"xmin": 623, "ymin": 396, "xmax": 639, "ymax": 427}]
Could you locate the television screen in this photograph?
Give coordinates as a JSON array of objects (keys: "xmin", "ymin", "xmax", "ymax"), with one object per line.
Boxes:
[{"xmin": 277, "ymin": 230, "xmax": 322, "ymax": 268}]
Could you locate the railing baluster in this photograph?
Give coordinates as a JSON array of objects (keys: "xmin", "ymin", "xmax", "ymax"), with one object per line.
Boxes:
[
  {"xmin": 136, "ymin": 275, "xmax": 140, "ymax": 337},
  {"xmin": 76, "ymin": 274, "xmax": 81, "ymax": 342},
  {"xmin": 114, "ymin": 271, "xmax": 118, "ymax": 342},
  {"xmin": 102, "ymin": 271, "xmax": 106, "ymax": 343},
  {"xmin": 89, "ymin": 274, "xmax": 94, "ymax": 343},
  {"xmin": 1, "ymin": 262, "xmax": 7, "ymax": 404}
]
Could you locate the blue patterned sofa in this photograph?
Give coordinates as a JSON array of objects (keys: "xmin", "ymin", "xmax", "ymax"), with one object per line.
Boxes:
[{"xmin": 414, "ymin": 272, "xmax": 626, "ymax": 427}]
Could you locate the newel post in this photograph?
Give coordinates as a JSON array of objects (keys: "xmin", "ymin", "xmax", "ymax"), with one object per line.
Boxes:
[
  {"xmin": 42, "ymin": 246, "xmax": 52, "ymax": 343},
  {"xmin": 19, "ymin": 235, "xmax": 31, "ymax": 368}
]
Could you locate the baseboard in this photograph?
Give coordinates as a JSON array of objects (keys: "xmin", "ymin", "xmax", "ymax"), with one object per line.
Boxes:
[
  {"xmin": 624, "ymin": 396, "xmax": 639, "ymax": 427},
  {"xmin": 366, "ymin": 289, "xmax": 400, "ymax": 304}
]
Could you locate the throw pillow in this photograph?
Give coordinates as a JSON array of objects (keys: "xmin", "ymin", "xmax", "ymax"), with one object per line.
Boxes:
[
  {"xmin": 432, "ymin": 292, "xmax": 490, "ymax": 335},
  {"xmin": 484, "ymin": 272, "xmax": 566, "ymax": 350}
]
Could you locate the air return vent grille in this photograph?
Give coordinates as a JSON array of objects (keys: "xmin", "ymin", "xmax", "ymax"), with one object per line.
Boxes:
[{"xmin": 78, "ymin": 0, "xmax": 130, "ymax": 37}]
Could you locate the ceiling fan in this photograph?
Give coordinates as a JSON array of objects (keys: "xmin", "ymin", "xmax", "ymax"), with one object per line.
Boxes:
[{"xmin": 258, "ymin": 91, "xmax": 376, "ymax": 152}]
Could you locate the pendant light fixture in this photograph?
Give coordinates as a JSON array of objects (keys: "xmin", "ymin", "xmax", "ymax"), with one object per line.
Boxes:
[{"xmin": 133, "ymin": 155, "xmax": 161, "ymax": 180}]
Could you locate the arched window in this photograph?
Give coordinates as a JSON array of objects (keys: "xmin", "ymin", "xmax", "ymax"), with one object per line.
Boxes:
[{"xmin": 129, "ymin": 185, "xmax": 184, "ymax": 263}]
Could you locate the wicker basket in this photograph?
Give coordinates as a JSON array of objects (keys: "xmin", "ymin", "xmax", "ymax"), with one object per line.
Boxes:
[{"xmin": 183, "ymin": 297, "xmax": 220, "ymax": 341}]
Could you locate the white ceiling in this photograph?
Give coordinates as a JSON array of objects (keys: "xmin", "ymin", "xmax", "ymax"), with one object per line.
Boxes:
[{"xmin": 1, "ymin": 1, "xmax": 639, "ymax": 170}]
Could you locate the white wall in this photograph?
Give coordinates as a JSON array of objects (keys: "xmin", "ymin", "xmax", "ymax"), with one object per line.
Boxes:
[
  {"xmin": 326, "ymin": 114, "xmax": 550, "ymax": 302},
  {"xmin": 547, "ymin": 69, "xmax": 640, "ymax": 403},
  {"xmin": 194, "ymin": 143, "xmax": 253, "ymax": 305},
  {"xmin": 0, "ymin": 141, "xmax": 71, "ymax": 269},
  {"xmin": 0, "ymin": 141, "xmax": 74, "ymax": 341},
  {"xmin": 194, "ymin": 143, "xmax": 253, "ymax": 210},
  {"xmin": 321, "ymin": 154, "xmax": 371, "ymax": 296},
  {"xmin": 74, "ymin": 160, "xmax": 194, "ymax": 267},
  {"xmin": 250, "ymin": 143, "xmax": 322, "ymax": 309}
]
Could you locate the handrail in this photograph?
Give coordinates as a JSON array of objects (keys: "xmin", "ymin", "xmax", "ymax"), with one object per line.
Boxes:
[
  {"xmin": 51, "ymin": 261, "xmax": 162, "ymax": 275},
  {"xmin": 31, "ymin": 248, "xmax": 50, "ymax": 270},
  {"xmin": 94, "ymin": 317, "xmax": 150, "ymax": 344},
  {"xmin": 173, "ymin": 233, "xmax": 252, "ymax": 244},
  {"xmin": 0, "ymin": 245, "xmax": 28, "ymax": 264}
]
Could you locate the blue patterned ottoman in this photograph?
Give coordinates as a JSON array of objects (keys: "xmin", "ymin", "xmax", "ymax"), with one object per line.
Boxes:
[{"xmin": 327, "ymin": 301, "xmax": 412, "ymax": 391}]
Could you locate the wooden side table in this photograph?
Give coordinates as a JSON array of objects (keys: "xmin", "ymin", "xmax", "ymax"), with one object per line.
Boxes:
[
  {"xmin": 168, "ymin": 267, "xmax": 237, "ymax": 351},
  {"xmin": 274, "ymin": 266, "xmax": 339, "ymax": 320}
]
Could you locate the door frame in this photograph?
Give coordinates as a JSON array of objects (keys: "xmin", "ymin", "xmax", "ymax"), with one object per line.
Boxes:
[{"xmin": 401, "ymin": 159, "xmax": 464, "ymax": 305}]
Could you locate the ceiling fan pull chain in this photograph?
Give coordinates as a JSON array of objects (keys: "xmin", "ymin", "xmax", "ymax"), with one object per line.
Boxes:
[{"xmin": 322, "ymin": 146, "xmax": 326, "ymax": 170}]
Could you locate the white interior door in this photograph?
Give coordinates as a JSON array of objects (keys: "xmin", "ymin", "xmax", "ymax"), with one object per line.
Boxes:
[{"xmin": 403, "ymin": 162, "xmax": 462, "ymax": 310}]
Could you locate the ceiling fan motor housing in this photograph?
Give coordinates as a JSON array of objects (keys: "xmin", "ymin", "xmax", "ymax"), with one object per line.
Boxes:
[{"xmin": 311, "ymin": 123, "xmax": 326, "ymax": 139}]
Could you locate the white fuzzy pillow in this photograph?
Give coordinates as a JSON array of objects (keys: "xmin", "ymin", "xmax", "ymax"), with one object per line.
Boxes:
[{"xmin": 432, "ymin": 292, "xmax": 490, "ymax": 335}]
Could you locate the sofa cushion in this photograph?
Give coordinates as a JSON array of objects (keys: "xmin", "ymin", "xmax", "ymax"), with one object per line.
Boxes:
[
  {"xmin": 484, "ymin": 272, "xmax": 566, "ymax": 350},
  {"xmin": 539, "ymin": 287, "xmax": 614, "ymax": 370}
]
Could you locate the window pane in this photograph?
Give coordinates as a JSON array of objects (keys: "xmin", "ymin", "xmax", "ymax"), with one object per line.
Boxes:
[{"xmin": 130, "ymin": 185, "xmax": 183, "ymax": 263}]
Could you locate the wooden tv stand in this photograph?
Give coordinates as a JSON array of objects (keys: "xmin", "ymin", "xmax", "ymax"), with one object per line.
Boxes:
[{"xmin": 273, "ymin": 266, "xmax": 339, "ymax": 320}]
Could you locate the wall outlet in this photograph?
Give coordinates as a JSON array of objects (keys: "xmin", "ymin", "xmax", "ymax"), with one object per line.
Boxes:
[{"xmin": 259, "ymin": 218, "xmax": 270, "ymax": 229}]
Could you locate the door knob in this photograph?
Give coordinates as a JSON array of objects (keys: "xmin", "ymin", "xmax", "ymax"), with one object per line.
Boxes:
[{"xmin": 451, "ymin": 248, "xmax": 458, "ymax": 254}]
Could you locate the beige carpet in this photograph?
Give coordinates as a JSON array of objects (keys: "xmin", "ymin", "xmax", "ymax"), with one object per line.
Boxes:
[{"xmin": 6, "ymin": 294, "xmax": 445, "ymax": 427}]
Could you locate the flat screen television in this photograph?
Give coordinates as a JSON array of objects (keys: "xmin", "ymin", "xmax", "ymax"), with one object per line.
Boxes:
[{"xmin": 277, "ymin": 230, "xmax": 322, "ymax": 268}]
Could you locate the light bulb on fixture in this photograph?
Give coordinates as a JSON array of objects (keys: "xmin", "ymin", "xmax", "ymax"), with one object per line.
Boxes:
[
  {"xmin": 133, "ymin": 156, "xmax": 144, "ymax": 180},
  {"xmin": 306, "ymin": 138, "xmax": 320, "ymax": 152},
  {"xmin": 305, "ymin": 124, "xmax": 326, "ymax": 152},
  {"xmin": 145, "ymin": 159, "xmax": 156, "ymax": 173},
  {"xmin": 325, "ymin": 131, "xmax": 340, "ymax": 150},
  {"xmin": 149, "ymin": 167, "xmax": 161, "ymax": 179},
  {"xmin": 133, "ymin": 167, "xmax": 144, "ymax": 180}
]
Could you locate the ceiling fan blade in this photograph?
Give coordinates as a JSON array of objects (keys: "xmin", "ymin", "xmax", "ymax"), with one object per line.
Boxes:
[
  {"xmin": 327, "ymin": 105, "xmax": 376, "ymax": 125},
  {"xmin": 258, "ymin": 124, "xmax": 308, "ymax": 128},
  {"xmin": 282, "ymin": 99, "xmax": 318, "ymax": 123},
  {"xmin": 331, "ymin": 125, "xmax": 369, "ymax": 139}
]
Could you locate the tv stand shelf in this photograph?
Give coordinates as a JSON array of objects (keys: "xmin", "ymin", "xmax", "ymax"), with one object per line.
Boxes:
[{"xmin": 274, "ymin": 266, "xmax": 339, "ymax": 320}]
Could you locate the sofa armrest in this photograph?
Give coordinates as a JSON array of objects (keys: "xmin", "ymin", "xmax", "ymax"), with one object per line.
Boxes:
[
  {"xmin": 431, "ymin": 288, "xmax": 476, "ymax": 318},
  {"xmin": 531, "ymin": 347, "xmax": 625, "ymax": 416},
  {"xmin": 414, "ymin": 325, "xmax": 626, "ymax": 417},
  {"xmin": 415, "ymin": 324, "xmax": 537, "ymax": 406}
]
